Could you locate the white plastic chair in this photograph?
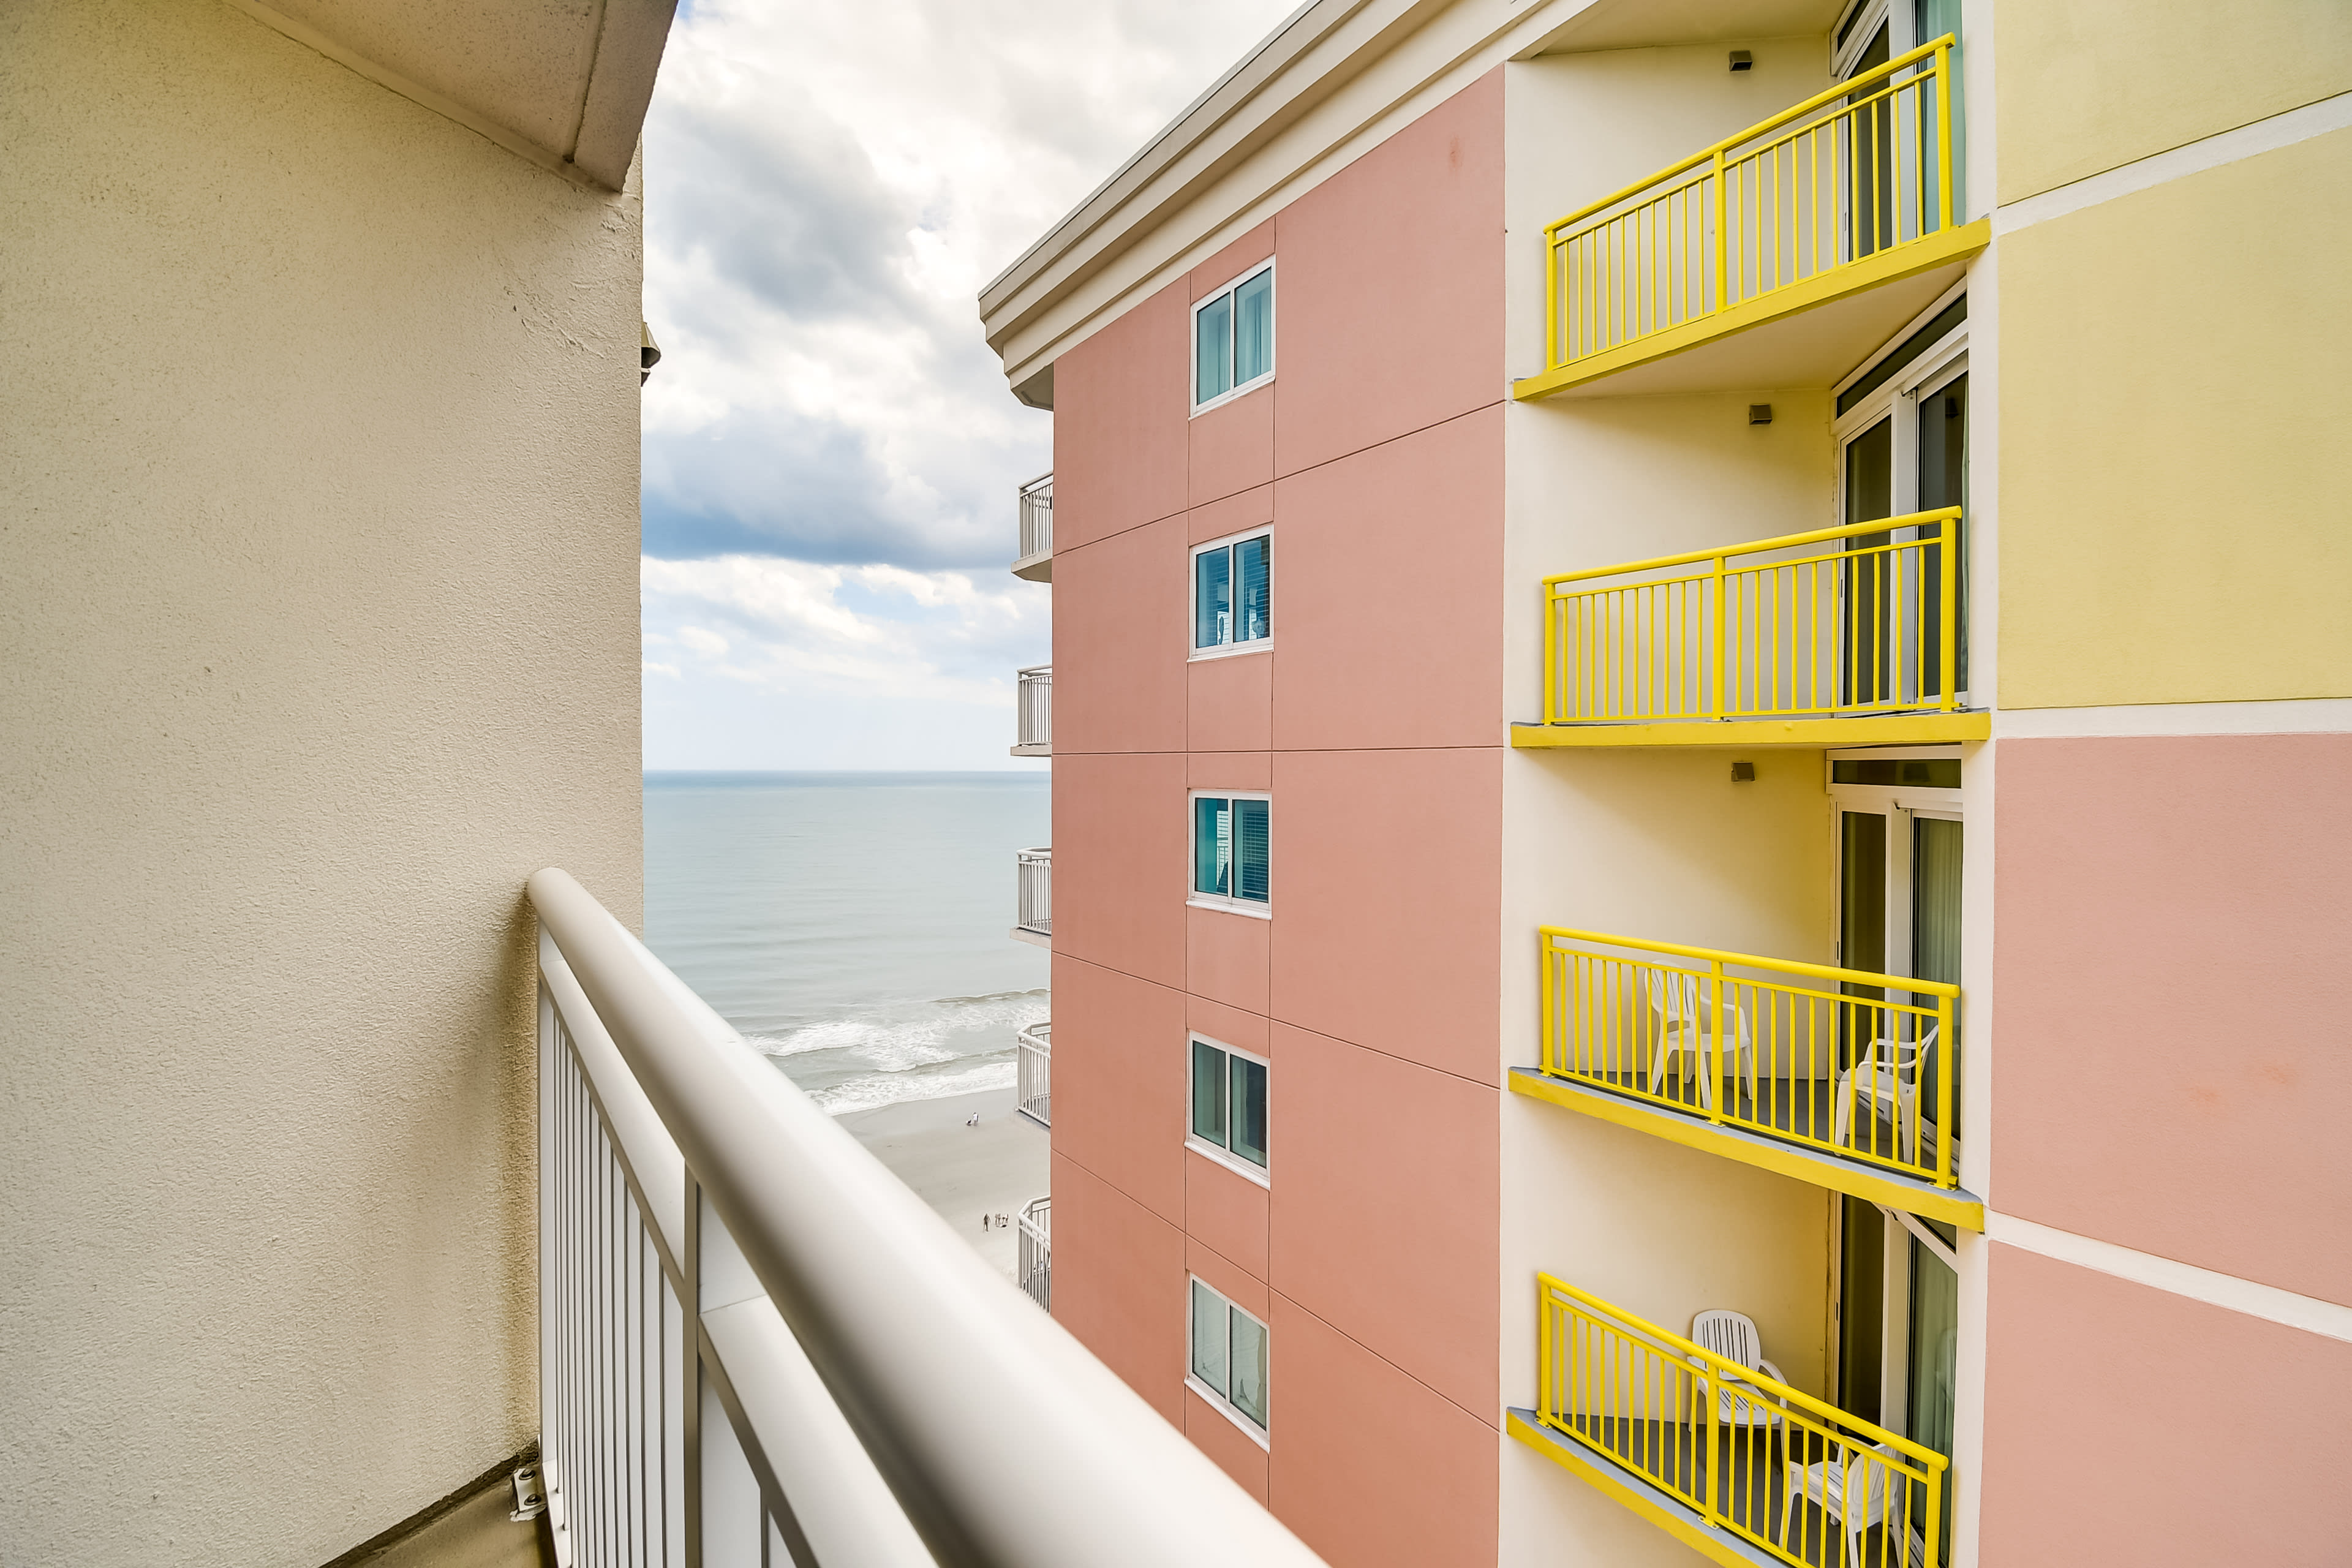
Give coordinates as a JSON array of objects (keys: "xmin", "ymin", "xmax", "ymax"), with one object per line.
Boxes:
[
  {"xmin": 1642, "ymin": 968, "xmax": 1758, "ymax": 1109},
  {"xmin": 1781, "ymin": 1441, "xmax": 1919, "ymax": 1567},
  {"xmin": 1688, "ymin": 1309, "xmax": 1787, "ymax": 1430},
  {"xmin": 1834, "ymin": 1024, "xmax": 1943, "ymax": 1166}
]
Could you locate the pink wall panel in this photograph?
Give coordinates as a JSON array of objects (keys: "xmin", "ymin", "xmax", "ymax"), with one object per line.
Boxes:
[
  {"xmin": 1049, "ymin": 953, "xmax": 1186, "ymax": 1225},
  {"xmin": 1188, "ymin": 1234, "xmax": 1272, "ymax": 1319},
  {"xmin": 1189, "ymin": 749, "xmax": 1272, "ymax": 792},
  {"xmin": 1053, "ymin": 516, "xmax": 1186, "ymax": 755},
  {"xmin": 1187, "ymin": 903, "xmax": 1271, "ymax": 1016},
  {"xmin": 1190, "ymin": 483, "xmax": 1274, "ymax": 545},
  {"xmin": 1271, "ymin": 405, "xmax": 1504, "ymax": 753},
  {"xmin": 1992, "ymin": 734, "xmax": 2352, "ymax": 1302},
  {"xmin": 1052, "ymin": 751, "xmax": 1186, "ymax": 989},
  {"xmin": 1978, "ymin": 1243, "xmax": 2352, "ymax": 1566},
  {"xmin": 1183, "ymin": 1393, "xmax": 1271, "ymax": 1502},
  {"xmin": 1268, "ymin": 1291, "xmax": 1499, "ymax": 1568},
  {"xmin": 1270, "ymin": 747, "xmax": 1502, "ymax": 1083},
  {"xmin": 1052, "ymin": 277, "xmax": 1189, "ymax": 549},
  {"xmin": 1186, "ymin": 1149, "xmax": 1271, "ymax": 1283},
  {"xmin": 1050, "ymin": 1150, "xmax": 1187, "ymax": 1424},
  {"xmin": 1188, "ymin": 992, "xmax": 1271, "ymax": 1057},
  {"xmin": 1187, "ymin": 649, "xmax": 1273, "ymax": 753},
  {"xmin": 1191, "ymin": 385, "xmax": 1276, "ymax": 508},
  {"xmin": 1268, "ymin": 1021, "xmax": 1499, "ymax": 1419},
  {"xmin": 1274, "ymin": 68, "xmax": 1503, "ymax": 478},
  {"xmin": 1190, "ymin": 222, "xmax": 1276, "ymax": 304}
]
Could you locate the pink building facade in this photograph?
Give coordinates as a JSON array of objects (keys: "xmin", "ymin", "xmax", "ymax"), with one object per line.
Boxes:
[{"xmin": 983, "ymin": 2, "xmax": 2352, "ymax": 1564}]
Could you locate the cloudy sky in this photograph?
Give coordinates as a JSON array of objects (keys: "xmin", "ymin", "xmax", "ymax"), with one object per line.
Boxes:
[{"xmin": 639, "ymin": 0, "xmax": 1300, "ymax": 771}]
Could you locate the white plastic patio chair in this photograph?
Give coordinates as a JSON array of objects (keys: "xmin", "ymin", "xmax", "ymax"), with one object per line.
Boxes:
[
  {"xmin": 1833, "ymin": 1025, "xmax": 1943, "ymax": 1167},
  {"xmin": 1642, "ymin": 968, "xmax": 1758, "ymax": 1110},
  {"xmin": 1781, "ymin": 1441, "xmax": 1921, "ymax": 1568},
  {"xmin": 1688, "ymin": 1309, "xmax": 1787, "ymax": 1430}
]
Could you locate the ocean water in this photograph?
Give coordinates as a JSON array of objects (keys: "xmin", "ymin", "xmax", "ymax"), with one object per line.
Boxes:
[{"xmin": 644, "ymin": 772, "xmax": 1050, "ymax": 1115}]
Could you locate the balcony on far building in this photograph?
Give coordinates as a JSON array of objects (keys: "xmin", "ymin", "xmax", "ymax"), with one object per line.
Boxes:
[
  {"xmin": 1515, "ymin": 37, "xmax": 1986, "ymax": 401},
  {"xmin": 1012, "ymin": 471, "xmax": 1054, "ymax": 581},
  {"xmin": 1510, "ymin": 1275, "xmax": 1950, "ymax": 1568},
  {"xmin": 1013, "ymin": 846, "xmax": 1052, "ymax": 947},
  {"xmin": 1514, "ymin": 509, "xmax": 1984, "ymax": 748},
  {"xmin": 1012, "ymin": 664, "xmax": 1052, "ymax": 756},
  {"xmin": 1514, "ymin": 927, "xmax": 1978, "ymax": 1227},
  {"xmin": 1018, "ymin": 1196, "xmax": 1052, "ymax": 1311},
  {"xmin": 1016, "ymin": 1021, "xmax": 1051, "ymax": 1127}
]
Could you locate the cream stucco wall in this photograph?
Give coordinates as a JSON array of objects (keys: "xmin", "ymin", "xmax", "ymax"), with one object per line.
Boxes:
[
  {"xmin": 1, "ymin": 3, "xmax": 644, "ymax": 1564},
  {"xmin": 1500, "ymin": 44, "xmax": 1845, "ymax": 1568},
  {"xmin": 1993, "ymin": 0, "xmax": 2352, "ymax": 203},
  {"xmin": 1994, "ymin": 127, "xmax": 2352, "ymax": 710}
]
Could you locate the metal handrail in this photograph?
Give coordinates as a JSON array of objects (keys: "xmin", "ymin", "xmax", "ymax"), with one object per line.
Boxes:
[
  {"xmin": 1541, "ymin": 508, "xmax": 1964, "ymax": 724},
  {"xmin": 1537, "ymin": 925, "xmax": 1960, "ymax": 1186},
  {"xmin": 1017, "ymin": 472, "xmax": 1054, "ymax": 562},
  {"xmin": 1535, "ymin": 1273, "xmax": 1947, "ymax": 1567},
  {"xmin": 1537, "ymin": 36, "xmax": 1958, "ymax": 375},
  {"xmin": 1017, "ymin": 1196, "xmax": 1051, "ymax": 1311},
  {"xmin": 1016, "ymin": 846, "xmax": 1052, "ymax": 937},
  {"xmin": 530, "ymin": 868, "xmax": 1324, "ymax": 1568},
  {"xmin": 1016, "ymin": 1022, "xmax": 1051, "ymax": 1128},
  {"xmin": 1016, "ymin": 665, "xmax": 1052, "ymax": 753}
]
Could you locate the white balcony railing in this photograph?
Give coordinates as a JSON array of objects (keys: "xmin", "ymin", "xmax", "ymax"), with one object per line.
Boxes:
[
  {"xmin": 1018, "ymin": 1196, "xmax": 1051, "ymax": 1311},
  {"xmin": 1013, "ymin": 665, "xmax": 1052, "ymax": 756},
  {"xmin": 1016, "ymin": 846, "xmax": 1051, "ymax": 942},
  {"xmin": 1014, "ymin": 472, "xmax": 1053, "ymax": 581},
  {"xmin": 530, "ymin": 868, "xmax": 1320, "ymax": 1568},
  {"xmin": 1016, "ymin": 1022, "xmax": 1050, "ymax": 1128}
]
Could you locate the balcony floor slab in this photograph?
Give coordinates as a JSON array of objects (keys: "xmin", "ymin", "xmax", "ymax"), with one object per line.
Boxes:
[
  {"xmin": 1511, "ymin": 712, "xmax": 1989, "ymax": 749},
  {"xmin": 1510, "ymin": 1067, "xmax": 1982, "ymax": 1229}
]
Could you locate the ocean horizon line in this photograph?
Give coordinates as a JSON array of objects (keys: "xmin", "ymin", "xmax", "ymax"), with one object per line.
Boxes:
[{"xmin": 645, "ymin": 767, "xmax": 1049, "ymax": 784}]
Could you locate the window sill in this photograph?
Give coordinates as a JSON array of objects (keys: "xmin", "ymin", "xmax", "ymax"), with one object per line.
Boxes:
[
  {"xmin": 1186, "ymin": 1137, "xmax": 1272, "ymax": 1188},
  {"xmin": 1188, "ymin": 638, "xmax": 1273, "ymax": 663},
  {"xmin": 1189, "ymin": 374, "xmax": 1274, "ymax": 420},
  {"xmin": 1188, "ymin": 895, "xmax": 1272, "ymax": 921},
  {"xmin": 1185, "ymin": 1378, "xmax": 1272, "ymax": 1449}
]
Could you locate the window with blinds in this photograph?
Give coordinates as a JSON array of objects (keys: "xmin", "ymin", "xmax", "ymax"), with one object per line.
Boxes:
[
  {"xmin": 1191, "ymin": 793, "xmax": 1270, "ymax": 911},
  {"xmin": 1193, "ymin": 529, "xmax": 1271, "ymax": 655}
]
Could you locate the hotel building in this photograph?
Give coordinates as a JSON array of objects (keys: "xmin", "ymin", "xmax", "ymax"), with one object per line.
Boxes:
[{"xmin": 978, "ymin": 2, "xmax": 2351, "ymax": 1564}]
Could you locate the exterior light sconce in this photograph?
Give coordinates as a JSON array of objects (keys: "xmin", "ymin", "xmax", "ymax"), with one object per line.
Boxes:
[
  {"xmin": 641, "ymin": 321, "xmax": 662, "ymax": 385},
  {"xmin": 1729, "ymin": 51, "xmax": 1753, "ymax": 72},
  {"xmin": 1730, "ymin": 761, "xmax": 1757, "ymax": 782},
  {"xmin": 1748, "ymin": 404, "xmax": 1773, "ymax": 425}
]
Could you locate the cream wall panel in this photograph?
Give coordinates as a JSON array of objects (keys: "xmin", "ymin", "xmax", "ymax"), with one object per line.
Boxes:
[
  {"xmin": 1994, "ymin": 0, "xmax": 2352, "ymax": 202},
  {"xmin": 0, "ymin": 2, "xmax": 643, "ymax": 1564},
  {"xmin": 1997, "ymin": 129, "xmax": 2352, "ymax": 710}
]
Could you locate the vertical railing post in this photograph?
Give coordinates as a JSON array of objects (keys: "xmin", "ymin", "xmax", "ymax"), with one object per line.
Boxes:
[
  {"xmin": 1935, "ymin": 40, "xmax": 1954, "ymax": 233},
  {"xmin": 1543, "ymin": 587, "xmax": 1558, "ymax": 724},
  {"xmin": 1700, "ymin": 1344, "xmax": 1721, "ymax": 1529},
  {"xmin": 1711, "ymin": 150, "xmax": 1728, "ymax": 317},
  {"xmin": 1709, "ymin": 552, "xmax": 1728, "ymax": 720},
  {"xmin": 1940, "ymin": 512, "xmax": 1959, "ymax": 710},
  {"xmin": 1538, "ymin": 1284, "xmax": 1555, "ymax": 1425},
  {"xmin": 1706, "ymin": 959, "xmax": 1727, "ymax": 1126},
  {"xmin": 1546, "ymin": 229, "xmax": 1563, "ymax": 371},
  {"xmin": 1936, "ymin": 993, "xmax": 1956, "ymax": 1188},
  {"xmin": 1539, "ymin": 933, "xmax": 1556, "ymax": 1076}
]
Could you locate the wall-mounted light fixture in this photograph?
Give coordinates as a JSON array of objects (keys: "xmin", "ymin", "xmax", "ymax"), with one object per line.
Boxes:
[
  {"xmin": 641, "ymin": 322, "xmax": 662, "ymax": 385},
  {"xmin": 1748, "ymin": 404, "xmax": 1773, "ymax": 425},
  {"xmin": 1730, "ymin": 761, "xmax": 1757, "ymax": 782},
  {"xmin": 1729, "ymin": 50, "xmax": 1754, "ymax": 72}
]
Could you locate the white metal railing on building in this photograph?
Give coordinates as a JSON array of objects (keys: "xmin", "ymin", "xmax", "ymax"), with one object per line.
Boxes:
[
  {"xmin": 530, "ymin": 867, "xmax": 1321, "ymax": 1568},
  {"xmin": 1016, "ymin": 847, "xmax": 1051, "ymax": 941},
  {"xmin": 1014, "ymin": 666, "xmax": 1052, "ymax": 756},
  {"xmin": 1016, "ymin": 1022, "xmax": 1050, "ymax": 1128},
  {"xmin": 1017, "ymin": 1197, "xmax": 1050, "ymax": 1312},
  {"xmin": 1015, "ymin": 472, "xmax": 1053, "ymax": 575}
]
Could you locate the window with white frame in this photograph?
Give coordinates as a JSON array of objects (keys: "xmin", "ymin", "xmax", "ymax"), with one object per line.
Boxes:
[
  {"xmin": 1192, "ymin": 263, "xmax": 1273, "ymax": 410},
  {"xmin": 1192, "ymin": 529, "xmax": 1270, "ymax": 655},
  {"xmin": 1191, "ymin": 793, "xmax": 1270, "ymax": 912},
  {"xmin": 1189, "ymin": 1278, "xmax": 1270, "ymax": 1436},
  {"xmin": 1189, "ymin": 1036, "xmax": 1268, "ymax": 1175}
]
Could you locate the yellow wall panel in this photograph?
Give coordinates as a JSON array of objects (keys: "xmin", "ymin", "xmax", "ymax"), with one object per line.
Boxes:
[
  {"xmin": 1996, "ymin": 0, "xmax": 2351, "ymax": 202},
  {"xmin": 1998, "ymin": 129, "xmax": 2352, "ymax": 709}
]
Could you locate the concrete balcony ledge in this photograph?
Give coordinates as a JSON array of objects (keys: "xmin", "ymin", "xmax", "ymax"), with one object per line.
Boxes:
[
  {"xmin": 1511, "ymin": 1068, "xmax": 1982, "ymax": 1229},
  {"xmin": 1508, "ymin": 1410, "xmax": 1785, "ymax": 1568},
  {"xmin": 1510, "ymin": 711, "xmax": 1990, "ymax": 750}
]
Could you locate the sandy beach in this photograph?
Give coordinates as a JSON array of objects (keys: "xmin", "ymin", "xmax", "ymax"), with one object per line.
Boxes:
[{"xmin": 839, "ymin": 1087, "xmax": 1049, "ymax": 1281}]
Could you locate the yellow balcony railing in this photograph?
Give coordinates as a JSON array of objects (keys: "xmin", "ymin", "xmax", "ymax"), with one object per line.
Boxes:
[
  {"xmin": 1530, "ymin": 1275, "xmax": 1947, "ymax": 1568},
  {"xmin": 1529, "ymin": 36, "xmax": 1960, "ymax": 391},
  {"xmin": 1542, "ymin": 509, "xmax": 1961, "ymax": 726},
  {"xmin": 1538, "ymin": 928, "xmax": 1959, "ymax": 1188}
]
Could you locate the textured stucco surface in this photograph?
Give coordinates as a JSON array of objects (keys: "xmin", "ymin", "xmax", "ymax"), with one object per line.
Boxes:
[{"xmin": 0, "ymin": 2, "xmax": 644, "ymax": 1564}]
